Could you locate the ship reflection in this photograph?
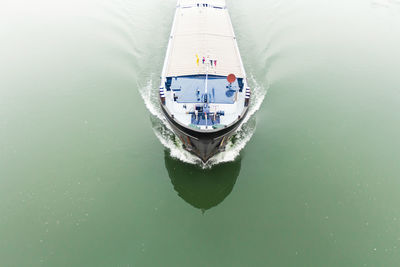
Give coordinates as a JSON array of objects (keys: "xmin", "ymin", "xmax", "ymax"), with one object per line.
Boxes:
[{"xmin": 164, "ymin": 150, "xmax": 242, "ymax": 211}]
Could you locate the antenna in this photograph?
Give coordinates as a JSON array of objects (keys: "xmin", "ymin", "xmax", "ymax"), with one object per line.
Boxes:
[
  {"xmin": 204, "ymin": 62, "xmax": 209, "ymax": 128},
  {"xmin": 205, "ymin": 63, "xmax": 209, "ymax": 106}
]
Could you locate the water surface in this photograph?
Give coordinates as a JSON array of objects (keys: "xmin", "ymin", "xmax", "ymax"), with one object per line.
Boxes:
[{"xmin": 1, "ymin": 0, "xmax": 400, "ymax": 266}]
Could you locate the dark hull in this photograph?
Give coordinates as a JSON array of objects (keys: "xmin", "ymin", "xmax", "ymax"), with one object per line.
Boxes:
[{"xmin": 161, "ymin": 104, "xmax": 248, "ymax": 162}]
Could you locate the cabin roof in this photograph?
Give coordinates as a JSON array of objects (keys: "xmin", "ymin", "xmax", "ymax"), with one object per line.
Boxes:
[{"xmin": 165, "ymin": 1, "xmax": 244, "ymax": 78}]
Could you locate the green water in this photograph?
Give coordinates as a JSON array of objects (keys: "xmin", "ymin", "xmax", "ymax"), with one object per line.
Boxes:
[{"xmin": 1, "ymin": 0, "xmax": 400, "ymax": 266}]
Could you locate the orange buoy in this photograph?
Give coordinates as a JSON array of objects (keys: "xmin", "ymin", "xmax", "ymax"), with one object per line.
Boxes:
[{"xmin": 227, "ymin": 73, "xmax": 236, "ymax": 84}]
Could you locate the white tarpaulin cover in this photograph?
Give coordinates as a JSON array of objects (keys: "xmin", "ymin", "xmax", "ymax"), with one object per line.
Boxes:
[{"xmin": 165, "ymin": 0, "xmax": 245, "ymax": 78}]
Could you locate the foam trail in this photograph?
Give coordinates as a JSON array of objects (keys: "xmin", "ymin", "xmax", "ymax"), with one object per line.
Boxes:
[
  {"xmin": 138, "ymin": 79, "xmax": 164, "ymax": 120},
  {"xmin": 139, "ymin": 74, "xmax": 268, "ymax": 168}
]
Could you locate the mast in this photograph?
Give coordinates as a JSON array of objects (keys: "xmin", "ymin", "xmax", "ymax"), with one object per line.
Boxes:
[
  {"xmin": 204, "ymin": 62, "xmax": 209, "ymax": 106},
  {"xmin": 204, "ymin": 62, "xmax": 209, "ymax": 128}
]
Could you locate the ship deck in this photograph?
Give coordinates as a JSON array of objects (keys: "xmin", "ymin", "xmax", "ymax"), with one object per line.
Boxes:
[
  {"xmin": 160, "ymin": 0, "xmax": 249, "ymax": 131},
  {"xmin": 169, "ymin": 75, "xmax": 240, "ymax": 104}
]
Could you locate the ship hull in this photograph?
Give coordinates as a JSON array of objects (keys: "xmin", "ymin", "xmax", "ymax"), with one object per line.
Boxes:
[
  {"xmin": 158, "ymin": 1, "xmax": 250, "ymax": 163},
  {"xmin": 161, "ymin": 104, "xmax": 248, "ymax": 162}
]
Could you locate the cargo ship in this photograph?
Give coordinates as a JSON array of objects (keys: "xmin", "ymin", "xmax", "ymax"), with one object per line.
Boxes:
[{"xmin": 159, "ymin": 0, "xmax": 250, "ymax": 162}]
